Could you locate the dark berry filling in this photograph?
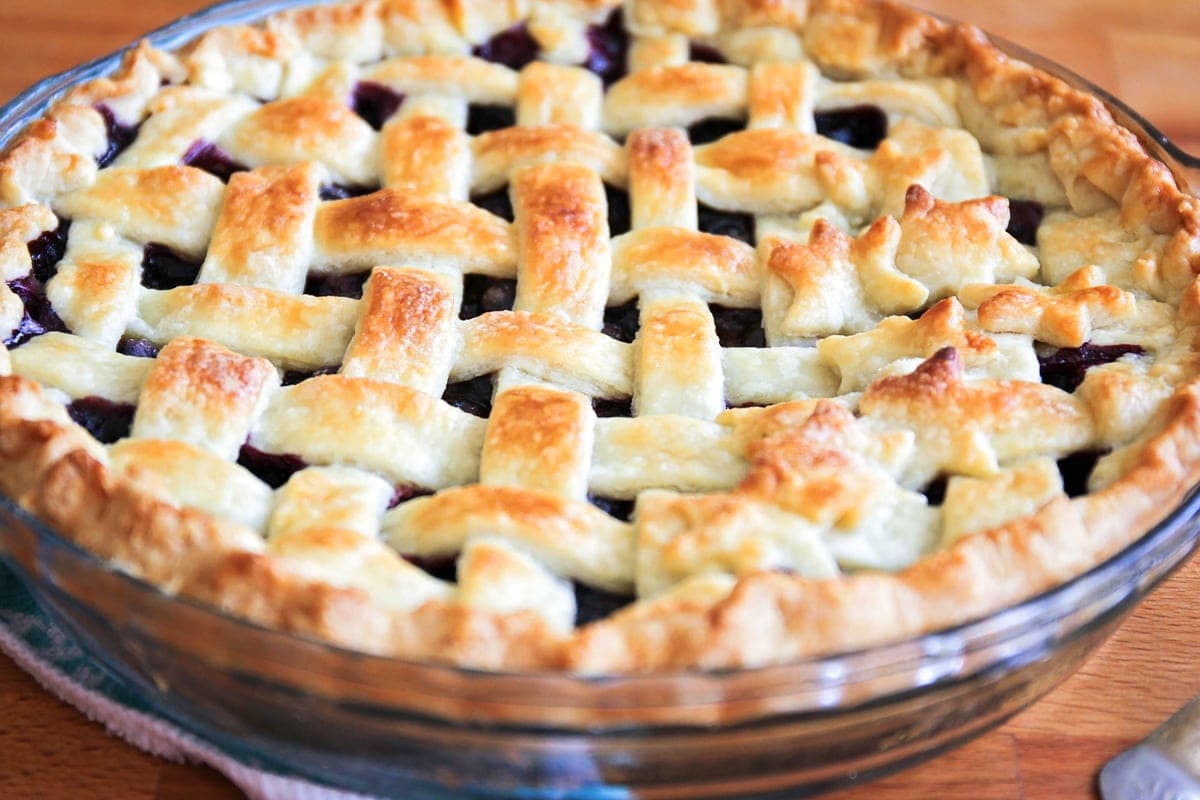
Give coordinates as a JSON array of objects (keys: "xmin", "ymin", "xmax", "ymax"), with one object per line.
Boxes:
[
  {"xmin": 604, "ymin": 183, "xmax": 631, "ymax": 236},
  {"xmin": 814, "ymin": 104, "xmax": 888, "ymax": 150},
  {"xmin": 710, "ymin": 305, "xmax": 765, "ymax": 348},
  {"xmin": 319, "ymin": 183, "xmax": 376, "ymax": 201},
  {"xmin": 5, "ymin": 274, "xmax": 67, "ymax": 347},
  {"xmin": 1057, "ymin": 450, "xmax": 1108, "ymax": 498},
  {"xmin": 574, "ymin": 582, "xmax": 631, "ymax": 627},
  {"xmin": 602, "ymin": 300, "xmax": 639, "ymax": 343},
  {"xmin": 470, "ymin": 188, "xmax": 514, "ymax": 222},
  {"xmin": 1037, "ymin": 342, "xmax": 1145, "ymax": 393},
  {"xmin": 403, "ymin": 554, "xmax": 458, "ymax": 583},
  {"xmin": 1006, "ymin": 199, "xmax": 1045, "ymax": 247},
  {"xmin": 471, "ymin": 24, "xmax": 539, "ymax": 71},
  {"xmin": 6, "ymin": 243, "xmax": 67, "ymax": 360},
  {"xmin": 592, "ymin": 397, "xmax": 633, "ymax": 418},
  {"xmin": 389, "ymin": 485, "xmax": 435, "ymax": 508},
  {"xmin": 116, "ymin": 336, "xmax": 160, "ymax": 358},
  {"xmin": 920, "ymin": 476, "xmax": 948, "ymax": 506},
  {"xmin": 687, "ymin": 117, "xmax": 744, "ymax": 145},
  {"xmin": 181, "ymin": 141, "xmax": 248, "ymax": 182},
  {"xmin": 237, "ymin": 444, "xmax": 307, "ymax": 489},
  {"xmin": 28, "ymin": 218, "xmax": 71, "ymax": 283},
  {"xmin": 66, "ymin": 397, "xmax": 135, "ymax": 444},
  {"xmin": 582, "ymin": 9, "xmax": 629, "ymax": 86},
  {"xmin": 351, "ymin": 81, "xmax": 405, "ymax": 130},
  {"xmin": 460, "ymin": 275, "xmax": 516, "ymax": 319},
  {"xmin": 140, "ymin": 244, "xmax": 202, "ymax": 290},
  {"xmin": 281, "ymin": 366, "xmax": 338, "ymax": 386},
  {"xmin": 442, "ymin": 374, "xmax": 493, "ymax": 417},
  {"xmin": 687, "ymin": 42, "xmax": 726, "ymax": 64},
  {"xmin": 95, "ymin": 105, "xmax": 140, "ymax": 168},
  {"xmin": 589, "ymin": 495, "xmax": 634, "ymax": 522},
  {"xmin": 698, "ymin": 203, "xmax": 755, "ymax": 245},
  {"xmin": 466, "ymin": 104, "xmax": 516, "ymax": 136},
  {"xmin": 304, "ymin": 272, "xmax": 369, "ymax": 299}
]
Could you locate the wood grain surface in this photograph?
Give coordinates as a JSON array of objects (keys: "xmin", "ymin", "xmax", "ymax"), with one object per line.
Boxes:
[{"xmin": 1, "ymin": 2, "xmax": 1199, "ymax": 798}]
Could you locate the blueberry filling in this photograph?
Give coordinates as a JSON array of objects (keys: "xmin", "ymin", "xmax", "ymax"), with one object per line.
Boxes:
[
  {"xmin": 602, "ymin": 300, "xmax": 639, "ymax": 343},
  {"xmin": 460, "ymin": 275, "xmax": 516, "ymax": 319},
  {"xmin": 237, "ymin": 444, "xmax": 307, "ymax": 489},
  {"xmin": 604, "ymin": 183, "xmax": 631, "ymax": 236},
  {"xmin": 403, "ymin": 554, "xmax": 458, "ymax": 583},
  {"xmin": 319, "ymin": 183, "xmax": 376, "ymax": 201},
  {"xmin": 814, "ymin": 104, "xmax": 888, "ymax": 150},
  {"xmin": 687, "ymin": 117, "xmax": 744, "ymax": 145},
  {"xmin": 281, "ymin": 366, "xmax": 338, "ymax": 386},
  {"xmin": 442, "ymin": 374, "xmax": 493, "ymax": 417},
  {"xmin": 574, "ymin": 583, "xmax": 631, "ymax": 626},
  {"xmin": 1037, "ymin": 342, "xmax": 1145, "ymax": 393},
  {"xmin": 710, "ymin": 305, "xmax": 765, "ymax": 348},
  {"xmin": 116, "ymin": 336, "xmax": 160, "ymax": 358},
  {"xmin": 589, "ymin": 494, "xmax": 634, "ymax": 522},
  {"xmin": 303, "ymin": 272, "xmax": 369, "ymax": 299},
  {"xmin": 1057, "ymin": 450, "xmax": 1108, "ymax": 498},
  {"xmin": 466, "ymin": 104, "xmax": 516, "ymax": 136},
  {"xmin": 389, "ymin": 485, "xmax": 435, "ymax": 508},
  {"xmin": 470, "ymin": 188, "xmax": 514, "ymax": 222},
  {"xmin": 95, "ymin": 105, "xmax": 140, "ymax": 168},
  {"xmin": 698, "ymin": 203, "xmax": 755, "ymax": 245},
  {"xmin": 5, "ymin": 220, "xmax": 73, "ymax": 347},
  {"xmin": 688, "ymin": 42, "xmax": 726, "ymax": 64},
  {"xmin": 141, "ymin": 244, "xmax": 202, "ymax": 290},
  {"xmin": 66, "ymin": 397, "xmax": 135, "ymax": 444},
  {"xmin": 582, "ymin": 9, "xmax": 629, "ymax": 86},
  {"xmin": 592, "ymin": 397, "xmax": 633, "ymax": 418},
  {"xmin": 471, "ymin": 24, "xmax": 540, "ymax": 70},
  {"xmin": 1006, "ymin": 199, "xmax": 1045, "ymax": 246},
  {"xmin": 5, "ymin": 274, "xmax": 67, "ymax": 347},
  {"xmin": 920, "ymin": 476, "xmax": 948, "ymax": 506},
  {"xmin": 28, "ymin": 218, "xmax": 71, "ymax": 283},
  {"xmin": 351, "ymin": 81, "xmax": 405, "ymax": 130},
  {"xmin": 181, "ymin": 141, "xmax": 248, "ymax": 182}
]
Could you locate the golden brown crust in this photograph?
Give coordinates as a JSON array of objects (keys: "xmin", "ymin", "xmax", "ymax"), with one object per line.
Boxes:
[
  {"xmin": 0, "ymin": 0, "xmax": 1198, "ymax": 677},
  {"xmin": 612, "ymin": 226, "xmax": 755, "ymax": 305},
  {"xmin": 511, "ymin": 163, "xmax": 611, "ymax": 328},
  {"xmin": 381, "ymin": 115, "xmax": 470, "ymax": 199},
  {"xmin": 313, "ymin": 188, "xmax": 516, "ymax": 276},
  {"xmin": 626, "ymin": 127, "xmax": 696, "ymax": 229},
  {"xmin": 479, "ymin": 386, "xmax": 594, "ymax": 497},
  {"xmin": 130, "ymin": 337, "xmax": 279, "ymax": 460},
  {"xmin": 340, "ymin": 266, "xmax": 458, "ymax": 390},
  {"xmin": 200, "ymin": 164, "xmax": 322, "ymax": 293},
  {"xmin": 471, "ymin": 125, "xmax": 625, "ymax": 195}
]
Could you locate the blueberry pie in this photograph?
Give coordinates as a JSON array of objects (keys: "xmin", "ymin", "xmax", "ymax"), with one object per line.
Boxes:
[{"xmin": 1, "ymin": 0, "xmax": 1198, "ymax": 673}]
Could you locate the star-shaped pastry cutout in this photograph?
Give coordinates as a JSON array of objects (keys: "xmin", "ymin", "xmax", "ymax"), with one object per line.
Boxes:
[
  {"xmin": 961, "ymin": 265, "xmax": 1137, "ymax": 348},
  {"xmin": 818, "ymin": 297, "xmax": 1023, "ymax": 393},
  {"xmin": 736, "ymin": 401, "xmax": 914, "ymax": 529},
  {"xmin": 868, "ymin": 118, "xmax": 991, "ymax": 218},
  {"xmin": 893, "ymin": 185, "xmax": 1040, "ymax": 300},
  {"xmin": 764, "ymin": 216, "xmax": 927, "ymax": 338},
  {"xmin": 860, "ymin": 347, "xmax": 1095, "ymax": 486}
]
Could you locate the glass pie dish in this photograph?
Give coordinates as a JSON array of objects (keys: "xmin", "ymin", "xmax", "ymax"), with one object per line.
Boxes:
[{"xmin": 2, "ymin": 1, "xmax": 1200, "ymax": 798}]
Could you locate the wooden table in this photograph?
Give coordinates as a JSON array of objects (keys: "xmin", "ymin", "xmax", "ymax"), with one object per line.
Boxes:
[{"xmin": 1, "ymin": 2, "xmax": 1199, "ymax": 798}]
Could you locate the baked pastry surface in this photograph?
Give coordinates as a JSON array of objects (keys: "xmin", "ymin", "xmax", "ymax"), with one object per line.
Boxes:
[{"xmin": 1, "ymin": 0, "xmax": 1198, "ymax": 673}]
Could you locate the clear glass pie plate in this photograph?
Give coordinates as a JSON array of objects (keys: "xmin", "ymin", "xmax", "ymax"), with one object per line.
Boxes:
[{"xmin": 2, "ymin": 2, "xmax": 1200, "ymax": 798}]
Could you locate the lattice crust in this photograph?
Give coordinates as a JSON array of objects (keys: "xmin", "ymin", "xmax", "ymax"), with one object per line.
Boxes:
[{"xmin": 1, "ymin": 0, "xmax": 1200, "ymax": 674}]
